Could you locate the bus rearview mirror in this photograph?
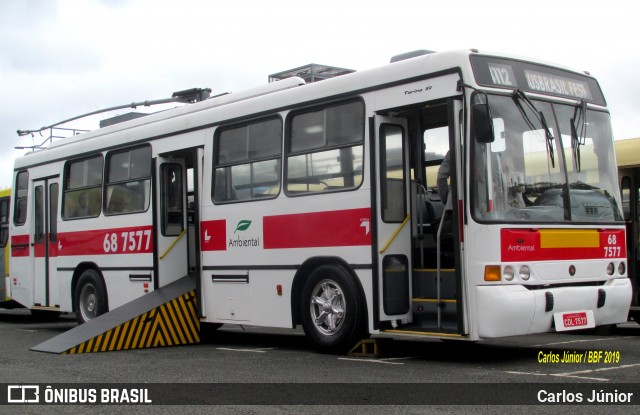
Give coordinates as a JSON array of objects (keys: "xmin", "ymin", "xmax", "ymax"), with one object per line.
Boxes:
[{"xmin": 472, "ymin": 94, "xmax": 495, "ymax": 144}]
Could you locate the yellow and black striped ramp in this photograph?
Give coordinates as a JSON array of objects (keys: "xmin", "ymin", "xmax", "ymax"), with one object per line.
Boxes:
[{"xmin": 31, "ymin": 275, "xmax": 200, "ymax": 354}]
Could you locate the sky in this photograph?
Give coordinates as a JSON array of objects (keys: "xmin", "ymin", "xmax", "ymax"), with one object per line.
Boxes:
[{"xmin": 1, "ymin": 0, "xmax": 639, "ymax": 189}]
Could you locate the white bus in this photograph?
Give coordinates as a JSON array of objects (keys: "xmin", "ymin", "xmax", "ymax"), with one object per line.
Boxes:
[{"xmin": 10, "ymin": 49, "xmax": 631, "ymax": 352}]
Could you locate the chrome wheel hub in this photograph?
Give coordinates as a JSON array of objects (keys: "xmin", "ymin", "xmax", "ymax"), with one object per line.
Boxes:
[{"xmin": 310, "ymin": 279, "xmax": 345, "ymax": 336}]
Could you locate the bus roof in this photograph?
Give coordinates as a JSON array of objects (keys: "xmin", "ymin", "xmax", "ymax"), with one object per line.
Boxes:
[{"xmin": 14, "ymin": 49, "xmax": 599, "ymax": 171}]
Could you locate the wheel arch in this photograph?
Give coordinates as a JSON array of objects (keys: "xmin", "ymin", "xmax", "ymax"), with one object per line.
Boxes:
[
  {"xmin": 290, "ymin": 256, "xmax": 368, "ymax": 328},
  {"xmin": 71, "ymin": 262, "xmax": 108, "ymax": 313}
]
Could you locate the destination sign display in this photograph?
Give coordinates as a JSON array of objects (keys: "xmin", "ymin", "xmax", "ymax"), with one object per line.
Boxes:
[
  {"xmin": 523, "ymin": 69, "xmax": 592, "ymax": 100},
  {"xmin": 470, "ymin": 55, "xmax": 605, "ymax": 105}
]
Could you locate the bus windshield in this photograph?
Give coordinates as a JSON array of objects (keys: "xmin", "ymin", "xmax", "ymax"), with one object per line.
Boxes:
[{"xmin": 472, "ymin": 93, "xmax": 623, "ymax": 223}]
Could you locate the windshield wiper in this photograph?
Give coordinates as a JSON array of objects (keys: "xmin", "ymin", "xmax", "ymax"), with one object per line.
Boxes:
[
  {"xmin": 570, "ymin": 99, "xmax": 587, "ymax": 172},
  {"xmin": 513, "ymin": 89, "xmax": 555, "ymax": 168}
]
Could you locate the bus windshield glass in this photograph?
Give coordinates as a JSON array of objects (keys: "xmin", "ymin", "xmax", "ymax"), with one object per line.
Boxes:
[{"xmin": 472, "ymin": 94, "xmax": 623, "ymax": 223}]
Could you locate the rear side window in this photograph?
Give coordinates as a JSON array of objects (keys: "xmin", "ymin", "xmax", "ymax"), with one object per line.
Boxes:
[{"xmin": 63, "ymin": 156, "xmax": 103, "ymax": 219}]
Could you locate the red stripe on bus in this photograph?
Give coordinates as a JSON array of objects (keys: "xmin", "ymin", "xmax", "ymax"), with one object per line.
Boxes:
[
  {"xmin": 264, "ymin": 208, "xmax": 371, "ymax": 249},
  {"xmin": 500, "ymin": 229, "xmax": 626, "ymax": 262},
  {"xmin": 53, "ymin": 226, "xmax": 154, "ymax": 257},
  {"xmin": 32, "ymin": 237, "xmax": 60, "ymax": 258},
  {"xmin": 10, "ymin": 235, "xmax": 30, "ymax": 257},
  {"xmin": 33, "ymin": 241, "xmax": 45, "ymax": 258}
]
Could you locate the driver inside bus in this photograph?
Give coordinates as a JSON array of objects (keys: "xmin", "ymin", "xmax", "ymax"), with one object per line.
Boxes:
[
  {"xmin": 437, "ymin": 150, "xmax": 489, "ymax": 214},
  {"xmin": 436, "ymin": 151, "xmax": 451, "ymax": 205}
]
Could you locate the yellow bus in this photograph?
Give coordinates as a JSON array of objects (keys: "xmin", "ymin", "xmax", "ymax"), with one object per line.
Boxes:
[
  {"xmin": 615, "ymin": 137, "xmax": 640, "ymax": 322},
  {"xmin": 0, "ymin": 188, "xmax": 10, "ymax": 305}
]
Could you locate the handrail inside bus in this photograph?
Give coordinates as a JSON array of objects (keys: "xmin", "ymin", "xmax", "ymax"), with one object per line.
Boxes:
[
  {"xmin": 379, "ymin": 214, "xmax": 411, "ymax": 254},
  {"xmin": 159, "ymin": 229, "xmax": 187, "ymax": 260}
]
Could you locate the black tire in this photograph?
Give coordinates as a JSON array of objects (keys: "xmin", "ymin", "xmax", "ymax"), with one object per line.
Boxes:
[
  {"xmin": 300, "ymin": 264, "xmax": 367, "ymax": 354},
  {"xmin": 74, "ymin": 269, "xmax": 108, "ymax": 324}
]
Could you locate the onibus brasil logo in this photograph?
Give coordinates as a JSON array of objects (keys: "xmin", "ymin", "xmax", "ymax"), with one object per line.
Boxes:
[{"xmin": 229, "ymin": 220, "xmax": 260, "ymax": 248}]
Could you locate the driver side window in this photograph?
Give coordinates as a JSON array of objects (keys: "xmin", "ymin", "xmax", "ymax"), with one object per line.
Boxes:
[{"xmin": 424, "ymin": 125, "xmax": 449, "ymax": 197}]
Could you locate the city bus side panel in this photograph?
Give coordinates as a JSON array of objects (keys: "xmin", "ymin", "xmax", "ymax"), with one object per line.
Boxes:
[{"xmin": 199, "ymin": 188, "xmax": 373, "ymax": 328}]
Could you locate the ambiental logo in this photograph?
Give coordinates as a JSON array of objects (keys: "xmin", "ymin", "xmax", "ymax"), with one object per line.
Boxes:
[
  {"xmin": 229, "ymin": 219, "xmax": 260, "ymax": 248},
  {"xmin": 234, "ymin": 220, "xmax": 252, "ymax": 233}
]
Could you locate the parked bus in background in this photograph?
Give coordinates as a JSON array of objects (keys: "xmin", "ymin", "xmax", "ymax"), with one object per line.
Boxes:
[
  {"xmin": 615, "ymin": 137, "xmax": 640, "ymax": 323},
  {"xmin": 10, "ymin": 49, "xmax": 631, "ymax": 352},
  {"xmin": 1, "ymin": 188, "xmax": 10, "ymax": 305}
]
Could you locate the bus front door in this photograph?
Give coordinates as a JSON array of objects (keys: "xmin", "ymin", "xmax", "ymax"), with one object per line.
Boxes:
[
  {"xmin": 32, "ymin": 177, "xmax": 60, "ymax": 309},
  {"xmin": 155, "ymin": 157, "xmax": 189, "ymax": 289},
  {"xmin": 621, "ymin": 169, "xmax": 640, "ymax": 322},
  {"xmin": 374, "ymin": 116, "xmax": 413, "ymax": 325}
]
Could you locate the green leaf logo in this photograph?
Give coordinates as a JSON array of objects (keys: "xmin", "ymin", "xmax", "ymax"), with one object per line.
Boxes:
[{"xmin": 235, "ymin": 220, "xmax": 252, "ymax": 233}]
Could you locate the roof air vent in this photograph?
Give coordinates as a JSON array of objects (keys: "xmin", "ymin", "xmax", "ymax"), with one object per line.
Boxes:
[
  {"xmin": 268, "ymin": 64, "xmax": 355, "ymax": 83},
  {"xmin": 390, "ymin": 50, "xmax": 436, "ymax": 63}
]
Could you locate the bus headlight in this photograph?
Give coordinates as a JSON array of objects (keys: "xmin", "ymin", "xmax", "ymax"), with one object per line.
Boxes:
[
  {"xmin": 503, "ymin": 266, "xmax": 514, "ymax": 281},
  {"xmin": 606, "ymin": 262, "xmax": 615, "ymax": 276},
  {"xmin": 519, "ymin": 265, "xmax": 530, "ymax": 281},
  {"xmin": 618, "ymin": 262, "xmax": 626, "ymax": 275}
]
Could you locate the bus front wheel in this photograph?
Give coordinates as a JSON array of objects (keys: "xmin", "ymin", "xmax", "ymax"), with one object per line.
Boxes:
[
  {"xmin": 300, "ymin": 264, "xmax": 366, "ymax": 354},
  {"xmin": 75, "ymin": 269, "xmax": 108, "ymax": 324}
]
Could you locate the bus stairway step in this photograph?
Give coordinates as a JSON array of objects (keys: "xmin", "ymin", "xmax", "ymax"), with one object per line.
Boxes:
[
  {"xmin": 30, "ymin": 275, "xmax": 200, "ymax": 354},
  {"xmin": 412, "ymin": 269, "xmax": 457, "ymax": 299},
  {"xmin": 411, "ymin": 300, "xmax": 458, "ymax": 331},
  {"xmin": 348, "ymin": 338, "xmax": 385, "ymax": 358}
]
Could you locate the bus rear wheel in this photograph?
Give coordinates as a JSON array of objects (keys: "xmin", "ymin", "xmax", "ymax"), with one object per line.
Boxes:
[
  {"xmin": 300, "ymin": 264, "xmax": 366, "ymax": 354},
  {"xmin": 75, "ymin": 269, "xmax": 108, "ymax": 324}
]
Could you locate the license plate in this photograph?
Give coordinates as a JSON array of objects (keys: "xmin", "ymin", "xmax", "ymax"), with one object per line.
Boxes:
[{"xmin": 553, "ymin": 310, "xmax": 595, "ymax": 331}]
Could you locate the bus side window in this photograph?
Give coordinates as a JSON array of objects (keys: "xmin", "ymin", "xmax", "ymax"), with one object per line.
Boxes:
[
  {"xmin": 161, "ymin": 164, "xmax": 184, "ymax": 236},
  {"xmin": 63, "ymin": 156, "xmax": 103, "ymax": 219},
  {"xmin": 0, "ymin": 197, "xmax": 9, "ymax": 247},
  {"xmin": 105, "ymin": 146, "xmax": 151, "ymax": 215},
  {"xmin": 621, "ymin": 176, "xmax": 631, "ymax": 221},
  {"xmin": 213, "ymin": 117, "xmax": 282, "ymax": 203},
  {"xmin": 286, "ymin": 101, "xmax": 364, "ymax": 195},
  {"xmin": 636, "ymin": 179, "xmax": 640, "ymax": 224},
  {"xmin": 14, "ymin": 171, "xmax": 29, "ymax": 226}
]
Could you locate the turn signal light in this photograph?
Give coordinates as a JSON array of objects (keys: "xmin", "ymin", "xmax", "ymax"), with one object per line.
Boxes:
[{"xmin": 484, "ymin": 265, "xmax": 501, "ymax": 282}]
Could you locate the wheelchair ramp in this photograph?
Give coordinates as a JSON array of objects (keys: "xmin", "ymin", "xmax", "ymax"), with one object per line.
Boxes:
[{"xmin": 31, "ymin": 275, "xmax": 199, "ymax": 354}]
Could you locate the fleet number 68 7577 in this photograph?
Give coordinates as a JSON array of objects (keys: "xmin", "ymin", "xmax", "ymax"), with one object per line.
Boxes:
[{"xmin": 103, "ymin": 230, "xmax": 152, "ymax": 254}]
